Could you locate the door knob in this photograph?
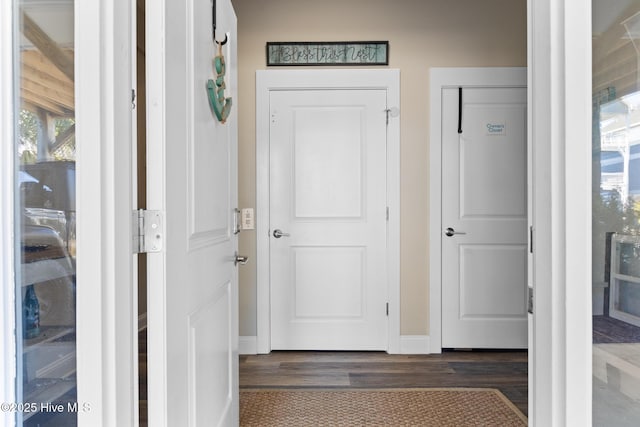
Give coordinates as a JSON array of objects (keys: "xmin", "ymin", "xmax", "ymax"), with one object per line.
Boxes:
[
  {"xmin": 234, "ymin": 252, "xmax": 249, "ymax": 266},
  {"xmin": 444, "ymin": 227, "xmax": 467, "ymax": 237},
  {"xmin": 273, "ymin": 229, "xmax": 290, "ymax": 238}
]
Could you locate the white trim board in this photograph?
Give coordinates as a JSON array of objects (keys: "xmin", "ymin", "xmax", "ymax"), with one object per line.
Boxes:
[
  {"xmin": 239, "ymin": 336, "xmax": 258, "ymax": 355},
  {"xmin": 399, "ymin": 336, "xmax": 430, "ymax": 355},
  {"xmin": 428, "ymin": 67, "xmax": 527, "ymax": 353},
  {"xmin": 75, "ymin": 1, "xmax": 137, "ymax": 425},
  {"xmin": 528, "ymin": 0, "xmax": 592, "ymax": 424},
  {"xmin": 256, "ymin": 69, "xmax": 401, "ymax": 354}
]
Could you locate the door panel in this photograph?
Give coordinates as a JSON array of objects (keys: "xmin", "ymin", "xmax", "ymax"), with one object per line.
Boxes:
[
  {"xmin": 460, "ymin": 244, "xmax": 527, "ymax": 317},
  {"xmin": 146, "ymin": 0, "xmax": 238, "ymax": 425},
  {"xmin": 293, "ymin": 108, "xmax": 363, "ymax": 218},
  {"xmin": 442, "ymin": 86, "xmax": 527, "ymax": 349},
  {"xmin": 270, "ymin": 89, "xmax": 387, "ymax": 350},
  {"xmin": 188, "ymin": 281, "xmax": 233, "ymax": 426},
  {"xmin": 460, "ymin": 103, "xmax": 526, "ymax": 218},
  {"xmin": 293, "ymin": 246, "xmax": 365, "ymax": 318}
]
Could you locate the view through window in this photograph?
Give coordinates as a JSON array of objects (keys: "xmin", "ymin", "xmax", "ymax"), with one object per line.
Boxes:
[
  {"xmin": 14, "ymin": 1, "xmax": 77, "ymax": 425},
  {"xmin": 593, "ymin": 1, "xmax": 640, "ymax": 424}
]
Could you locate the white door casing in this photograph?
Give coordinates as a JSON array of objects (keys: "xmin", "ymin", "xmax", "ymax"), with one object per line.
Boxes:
[
  {"xmin": 528, "ymin": 0, "xmax": 592, "ymax": 425},
  {"xmin": 146, "ymin": 0, "xmax": 239, "ymax": 425},
  {"xmin": 441, "ymin": 86, "xmax": 528, "ymax": 349},
  {"xmin": 256, "ymin": 70, "xmax": 401, "ymax": 354},
  {"xmin": 75, "ymin": 1, "xmax": 138, "ymax": 425},
  {"xmin": 429, "ymin": 67, "xmax": 527, "ymax": 353},
  {"xmin": 269, "ymin": 89, "xmax": 388, "ymax": 350}
]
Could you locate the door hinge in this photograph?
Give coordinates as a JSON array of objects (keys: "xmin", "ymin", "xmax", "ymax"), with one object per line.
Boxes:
[
  {"xmin": 527, "ymin": 287, "xmax": 533, "ymax": 314},
  {"xmin": 386, "ymin": 207, "xmax": 390, "ymax": 221},
  {"xmin": 386, "ymin": 302, "xmax": 389, "ymax": 316},
  {"xmin": 131, "ymin": 89, "xmax": 136, "ymax": 110},
  {"xmin": 133, "ymin": 209, "xmax": 163, "ymax": 254}
]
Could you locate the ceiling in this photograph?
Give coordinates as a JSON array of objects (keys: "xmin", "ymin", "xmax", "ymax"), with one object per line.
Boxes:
[
  {"xmin": 20, "ymin": 1, "xmax": 74, "ymax": 118},
  {"xmin": 22, "ymin": 0, "xmax": 640, "ymax": 119}
]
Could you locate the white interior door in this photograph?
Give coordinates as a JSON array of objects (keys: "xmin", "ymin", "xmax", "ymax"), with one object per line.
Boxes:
[
  {"xmin": 269, "ymin": 89, "xmax": 388, "ymax": 350},
  {"xmin": 441, "ymin": 86, "xmax": 528, "ymax": 349},
  {"xmin": 146, "ymin": 0, "xmax": 239, "ymax": 425}
]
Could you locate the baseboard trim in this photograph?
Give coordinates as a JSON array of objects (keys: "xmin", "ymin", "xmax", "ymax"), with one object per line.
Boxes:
[
  {"xmin": 399, "ymin": 335, "xmax": 430, "ymax": 354},
  {"xmin": 240, "ymin": 336, "xmax": 258, "ymax": 355},
  {"xmin": 239, "ymin": 335, "xmax": 429, "ymax": 355}
]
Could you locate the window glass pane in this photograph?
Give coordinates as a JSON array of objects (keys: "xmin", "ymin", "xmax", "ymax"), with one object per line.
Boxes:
[
  {"xmin": 14, "ymin": 1, "xmax": 77, "ymax": 425},
  {"xmin": 593, "ymin": 1, "xmax": 640, "ymax": 424}
]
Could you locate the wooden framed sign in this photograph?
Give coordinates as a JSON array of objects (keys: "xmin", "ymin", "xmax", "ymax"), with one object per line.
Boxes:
[{"xmin": 266, "ymin": 41, "xmax": 389, "ymax": 66}]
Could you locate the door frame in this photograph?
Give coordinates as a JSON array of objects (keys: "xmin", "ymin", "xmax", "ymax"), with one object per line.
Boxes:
[
  {"xmin": 255, "ymin": 69, "xmax": 401, "ymax": 354},
  {"xmin": 428, "ymin": 67, "xmax": 527, "ymax": 353},
  {"xmin": 2, "ymin": 0, "xmax": 594, "ymax": 424},
  {"xmin": 0, "ymin": 1, "xmax": 17, "ymax": 424},
  {"xmin": 75, "ymin": 1, "xmax": 137, "ymax": 425},
  {"xmin": 528, "ymin": 0, "xmax": 592, "ymax": 425},
  {"xmin": 0, "ymin": 2, "xmax": 137, "ymax": 426}
]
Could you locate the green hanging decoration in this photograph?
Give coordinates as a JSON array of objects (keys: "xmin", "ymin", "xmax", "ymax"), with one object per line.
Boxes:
[{"xmin": 207, "ymin": 41, "xmax": 232, "ymax": 124}]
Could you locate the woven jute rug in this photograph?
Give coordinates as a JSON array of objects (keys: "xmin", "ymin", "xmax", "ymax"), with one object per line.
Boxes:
[{"xmin": 240, "ymin": 388, "xmax": 527, "ymax": 426}]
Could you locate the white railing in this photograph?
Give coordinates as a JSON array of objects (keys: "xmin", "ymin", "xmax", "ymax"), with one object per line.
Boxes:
[
  {"xmin": 610, "ymin": 233, "xmax": 640, "ymax": 327},
  {"xmin": 601, "ymin": 173, "xmax": 625, "ymax": 192}
]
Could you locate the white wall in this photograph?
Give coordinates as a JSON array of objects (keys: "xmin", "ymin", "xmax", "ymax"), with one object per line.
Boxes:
[{"xmin": 232, "ymin": 0, "xmax": 527, "ymax": 336}]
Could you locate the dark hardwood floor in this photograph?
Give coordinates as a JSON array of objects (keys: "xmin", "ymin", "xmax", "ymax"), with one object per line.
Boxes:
[
  {"xmin": 139, "ymin": 330, "xmax": 527, "ymax": 423},
  {"xmin": 240, "ymin": 350, "xmax": 528, "ymax": 417},
  {"xmin": 138, "ymin": 314, "xmax": 640, "ymax": 423}
]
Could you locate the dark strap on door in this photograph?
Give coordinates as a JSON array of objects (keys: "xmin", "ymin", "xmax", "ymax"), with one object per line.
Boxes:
[{"xmin": 457, "ymin": 87, "xmax": 463, "ymax": 134}]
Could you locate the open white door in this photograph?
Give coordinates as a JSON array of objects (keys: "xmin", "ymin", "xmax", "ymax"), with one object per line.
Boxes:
[{"xmin": 146, "ymin": 0, "xmax": 239, "ymax": 425}]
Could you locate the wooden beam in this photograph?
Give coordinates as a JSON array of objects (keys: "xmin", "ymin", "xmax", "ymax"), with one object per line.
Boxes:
[
  {"xmin": 21, "ymin": 92, "xmax": 67, "ymax": 117},
  {"xmin": 22, "ymin": 50, "xmax": 73, "ymax": 85},
  {"xmin": 21, "ymin": 65, "xmax": 74, "ymax": 110},
  {"xmin": 21, "ymin": 78, "xmax": 74, "ymax": 111},
  {"xmin": 20, "ymin": 50, "xmax": 74, "ymax": 117},
  {"xmin": 21, "ymin": 100, "xmax": 63, "ymax": 117},
  {"xmin": 21, "ymin": 11, "xmax": 74, "ymax": 81},
  {"xmin": 22, "ymin": 61, "xmax": 73, "ymax": 94}
]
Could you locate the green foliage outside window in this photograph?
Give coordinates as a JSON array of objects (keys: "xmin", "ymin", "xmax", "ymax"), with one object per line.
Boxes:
[{"xmin": 18, "ymin": 109, "xmax": 75, "ymax": 163}]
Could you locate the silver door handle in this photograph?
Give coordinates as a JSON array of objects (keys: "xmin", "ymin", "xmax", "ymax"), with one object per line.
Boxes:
[
  {"xmin": 273, "ymin": 229, "xmax": 290, "ymax": 238},
  {"xmin": 234, "ymin": 253, "xmax": 249, "ymax": 266},
  {"xmin": 444, "ymin": 227, "xmax": 466, "ymax": 237}
]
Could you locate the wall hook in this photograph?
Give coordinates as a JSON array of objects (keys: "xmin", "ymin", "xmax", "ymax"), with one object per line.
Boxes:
[{"xmin": 212, "ymin": 0, "xmax": 228, "ymax": 46}]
